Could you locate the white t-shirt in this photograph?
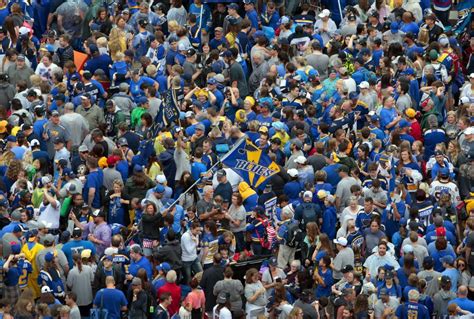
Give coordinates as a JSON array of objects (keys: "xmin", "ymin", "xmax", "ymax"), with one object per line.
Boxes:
[
  {"xmin": 212, "ymin": 305, "xmax": 232, "ymax": 319},
  {"xmin": 38, "ymin": 200, "xmax": 61, "ymax": 229}
]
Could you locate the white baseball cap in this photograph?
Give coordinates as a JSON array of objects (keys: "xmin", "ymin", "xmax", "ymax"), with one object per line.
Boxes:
[
  {"xmin": 465, "ymin": 126, "xmax": 474, "ymax": 135},
  {"xmin": 303, "ymin": 191, "xmax": 313, "ymax": 198},
  {"xmin": 41, "ymin": 286, "xmax": 52, "ymax": 293},
  {"xmin": 333, "ymin": 237, "xmax": 348, "ymax": 247},
  {"xmin": 359, "ymin": 81, "xmax": 370, "ymax": 89},
  {"xmin": 460, "ymin": 96, "xmax": 470, "ymax": 104},
  {"xmin": 294, "ymin": 155, "xmax": 307, "ymax": 164},
  {"xmin": 156, "ymin": 175, "xmax": 167, "ymax": 184},
  {"xmin": 287, "ymin": 168, "xmax": 298, "ymax": 177},
  {"xmin": 319, "ymin": 9, "xmax": 331, "ymax": 18}
]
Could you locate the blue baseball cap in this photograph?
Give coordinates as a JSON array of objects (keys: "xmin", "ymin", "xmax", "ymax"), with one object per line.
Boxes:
[
  {"xmin": 371, "ymin": 114, "xmax": 380, "ymax": 122},
  {"xmin": 359, "ymin": 48, "xmax": 371, "ymax": 56},
  {"xmin": 207, "ymin": 78, "xmax": 217, "ymax": 85},
  {"xmin": 399, "ymin": 119, "xmax": 410, "ymax": 128},
  {"xmin": 156, "ymin": 262, "xmax": 171, "ymax": 272},
  {"xmin": 6, "ymin": 135, "xmax": 16, "ymax": 143},
  {"xmin": 138, "ymin": 96, "xmax": 149, "ymax": 105},
  {"xmin": 228, "ymin": 3, "xmax": 239, "ymax": 10},
  {"xmin": 439, "ymin": 167, "xmax": 450, "ymax": 177},
  {"xmin": 133, "ymin": 164, "xmax": 143, "ymax": 173},
  {"xmin": 440, "ymin": 255, "xmax": 454, "ymax": 265},
  {"xmin": 154, "ymin": 184, "xmax": 165, "ymax": 193},
  {"xmin": 253, "ymin": 30, "xmax": 265, "ymax": 39}
]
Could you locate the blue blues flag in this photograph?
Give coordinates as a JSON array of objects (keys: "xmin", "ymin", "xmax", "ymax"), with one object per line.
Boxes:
[
  {"xmin": 221, "ymin": 138, "xmax": 281, "ymax": 190},
  {"xmin": 156, "ymin": 88, "xmax": 181, "ymax": 128}
]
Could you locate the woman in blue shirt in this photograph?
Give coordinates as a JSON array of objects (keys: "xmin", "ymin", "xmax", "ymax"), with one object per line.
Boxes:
[
  {"xmin": 105, "ymin": 180, "xmax": 130, "ymax": 226},
  {"xmin": 377, "ymin": 272, "xmax": 402, "ymax": 300},
  {"xmin": 315, "ymin": 255, "xmax": 333, "ymax": 298}
]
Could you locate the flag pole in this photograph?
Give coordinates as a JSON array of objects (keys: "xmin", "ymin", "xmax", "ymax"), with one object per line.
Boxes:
[{"xmin": 166, "ymin": 137, "xmax": 247, "ymax": 208}]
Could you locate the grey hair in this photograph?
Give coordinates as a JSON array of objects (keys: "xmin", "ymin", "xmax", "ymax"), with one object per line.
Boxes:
[
  {"xmin": 427, "ymin": 114, "xmax": 438, "ymax": 128},
  {"xmin": 64, "ymin": 102, "xmax": 74, "ymax": 111},
  {"xmin": 166, "ymin": 270, "xmax": 177, "ymax": 283}
]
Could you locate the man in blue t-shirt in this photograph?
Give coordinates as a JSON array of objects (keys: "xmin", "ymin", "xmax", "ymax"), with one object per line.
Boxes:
[
  {"xmin": 61, "ymin": 228, "xmax": 96, "ymax": 268},
  {"xmin": 83, "ymin": 157, "xmax": 104, "ymax": 210},
  {"xmin": 448, "ymin": 286, "xmax": 474, "ymax": 313},
  {"xmin": 395, "ymin": 289, "xmax": 430, "ymax": 319},
  {"xmin": 93, "ymin": 276, "xmax": 128, "ymax": 319},
  {"xmin": 244, "ymin": 0, "xmax": 258, "ymax": 33}
]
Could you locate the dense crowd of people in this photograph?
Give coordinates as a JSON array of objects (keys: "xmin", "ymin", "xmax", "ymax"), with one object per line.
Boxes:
[{"xmin": 0, "ymin": 0, "xmax": 472, "ymax": 318}]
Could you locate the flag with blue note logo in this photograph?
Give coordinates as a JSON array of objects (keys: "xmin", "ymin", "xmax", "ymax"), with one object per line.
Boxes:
[{"xmin": 221, "ymin": 138, "xmax": 280, "ymax": 190}]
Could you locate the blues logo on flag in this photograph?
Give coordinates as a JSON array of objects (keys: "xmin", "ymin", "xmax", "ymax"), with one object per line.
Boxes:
[{"xmin": 222, "ymin": 139, "xmax": 280, "ymax": 190}]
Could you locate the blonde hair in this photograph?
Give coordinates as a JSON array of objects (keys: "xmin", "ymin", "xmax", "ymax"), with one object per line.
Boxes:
[
  {"xmin": 96, "ymin": 37, "xmax": 108, "ymax": 48},
  {"xmin": 168, "ymin": 20, "xmax": 179, "ymax": 33},
  {"xmin": 418, "ymin": 28, "xmax": 429, "ymax": 47},
  {"xmin": 30, "ymin": 74, "xmax": 42, "ymax": 87},
  {"xmin": 113, "ymin": 179, "xmax": 124, "ymax": 188},
  {"xmin": 108, "ymin": 28, "xmax": 126, "ymax": 61}
]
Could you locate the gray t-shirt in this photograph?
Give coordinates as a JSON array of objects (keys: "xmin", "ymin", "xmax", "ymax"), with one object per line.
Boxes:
[
  {"xmin": 66, "ymin": 265, "xmax": 94, "ymax": 306},
  {"xmin": 307, "ymin": 154, "xmax": 327, "ymax": 172},
  {"xmin": 213, "ymin": 279, "xmax": 244, "ymax": 311},
  {"xmin": 333, "ymin": 247, "xmax": 355, "ymax": 280},
  {"xmin": 396, "ymin": 94, "xmax": 412, "ymax": 113},
  {"xmin": 306, "ymin": 53, "xmax": 329, "ymax": 80},
  {"xmin": 230, "ymin": 61, "xmax": 249, "ymax": 97},
  {"xmin": 228, "ymin": 204, "xmax": 247, "ymax": 233},
  {"xmin": 363, "ymin": 229, "xmax": 386, "ymax": 254},
  {"xmin": 69, "ymin": 305, "xmax": 81, "ymax": 319},
  {"xmin": 196, "ymin": 199, "xmax": 213, "ymax": 216},
  {"xmin": 417, "ymin": 270, "xmax": 441, "ymax": 297},
  {"xmin": 244, "ymin": 282, "xmax": 267, "ymax": 307},
  {"xmin": 335, "ymin": 177, "xmax": 359, "ymax": 212},
  {"xmin": 103, "ymin": 168, "xmax": 123, "ymax": 191},
  {"xmin": 183, "ymin": 61, "xmax": 197, "ymax": 81},
  {"xmin": 374, "ymin": 297, "xmax": 399, "ymax": 319}
]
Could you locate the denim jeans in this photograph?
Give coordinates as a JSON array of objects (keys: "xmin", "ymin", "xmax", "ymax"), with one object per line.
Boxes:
[{"xmin": 182, "ymin": 258, "xmax": 202, "ymax": 284}]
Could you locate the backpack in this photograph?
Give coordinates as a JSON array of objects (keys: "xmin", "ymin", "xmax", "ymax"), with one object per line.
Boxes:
[
  {"xmin": 285, "ymin": 221, "xmax": 303, "ymax": 248},
  {"xmin": 301, "ymin": 203, "xmax": 319, "ymax": 226}
]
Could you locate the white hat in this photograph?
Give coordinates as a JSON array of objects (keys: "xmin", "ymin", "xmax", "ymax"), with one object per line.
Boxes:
[
  {"xmin": 460, "ymin": 96, "xmax": 470, "ymax": 104},
  {"xmin": 465, "ymin": 126, "xmax": 474, "ymax": 135},
  {"xmin": 30, "ymin": 139, "xmax": 40, "ymax": 147},
  {"xmin": 294, "ymin": 155, "xmax": 307, "ymax": 164},
  {"xmin": 178, "ymin": 42, "xmax": 188, "ymax": 51},
  {"xmin": 287, "ymin": 168, "xmax": 299, "ymax": 177},
  {"xmin": 326, "ymin": 194, "xmax": 335, "ymax": 203},
  {"xmin": 303, "ymin": 191, "xmax": 313, "ymax": 198},
  {"xmin": 19, "ymin": 26, "xmax": 30, "ymax": 36},
  {"xmin": 185, "ymin": 111, "xmax": 194, "ymax": 118},
  {"xmin": 333, "ymin": 237, "xmax": 348, "ymax": 246},
  {"xmin": 319, "ymin": 9, "xmax": 331, "ymax": 18},
  {"xmin": 359, "ymin": 81, "xmax": 370, "ymax": 89},
  {"xmin": 469, "ymin": 73, "xmax": 474, "ymax": 79},
  {"xmin": 41, "ymin": 286, "xmax": 52, "ymax": 293},
  {"xmin": 156, "ymin": 175, "xmax": 167, "ymax": 184},
  {"xmin": 402, "ymin": 244, "xmax": 414, "ymax": 253}
]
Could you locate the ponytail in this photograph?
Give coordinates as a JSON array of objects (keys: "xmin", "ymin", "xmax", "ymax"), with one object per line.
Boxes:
[{"xmin": 72, "ymin": 253, "xmax": 83, "ymax": 272}]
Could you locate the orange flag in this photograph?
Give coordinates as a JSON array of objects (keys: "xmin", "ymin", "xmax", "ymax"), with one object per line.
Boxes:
[{"xmin": 73, "ymin": 50, "xmax": 88, "ymax": 71}]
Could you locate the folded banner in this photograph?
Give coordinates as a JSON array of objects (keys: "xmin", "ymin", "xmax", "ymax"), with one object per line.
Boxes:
[{"xmin": 221, "ymin": 138, "xmax": 280, "ymax": 190}]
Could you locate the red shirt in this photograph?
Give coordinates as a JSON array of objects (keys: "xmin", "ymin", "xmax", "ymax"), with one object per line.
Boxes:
[
  {"xmin": 157, "ymin": 282, "xmax": 181, "ymax": 316},
  {"xmin": 410, "ymin": 120, "xmax": 423, "ymax": 142}
]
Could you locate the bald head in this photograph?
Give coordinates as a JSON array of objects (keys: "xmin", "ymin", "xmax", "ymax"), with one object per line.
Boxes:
[{"xmin": 458, "ymin": 285, "xmax": 468, "ymax": 297}]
